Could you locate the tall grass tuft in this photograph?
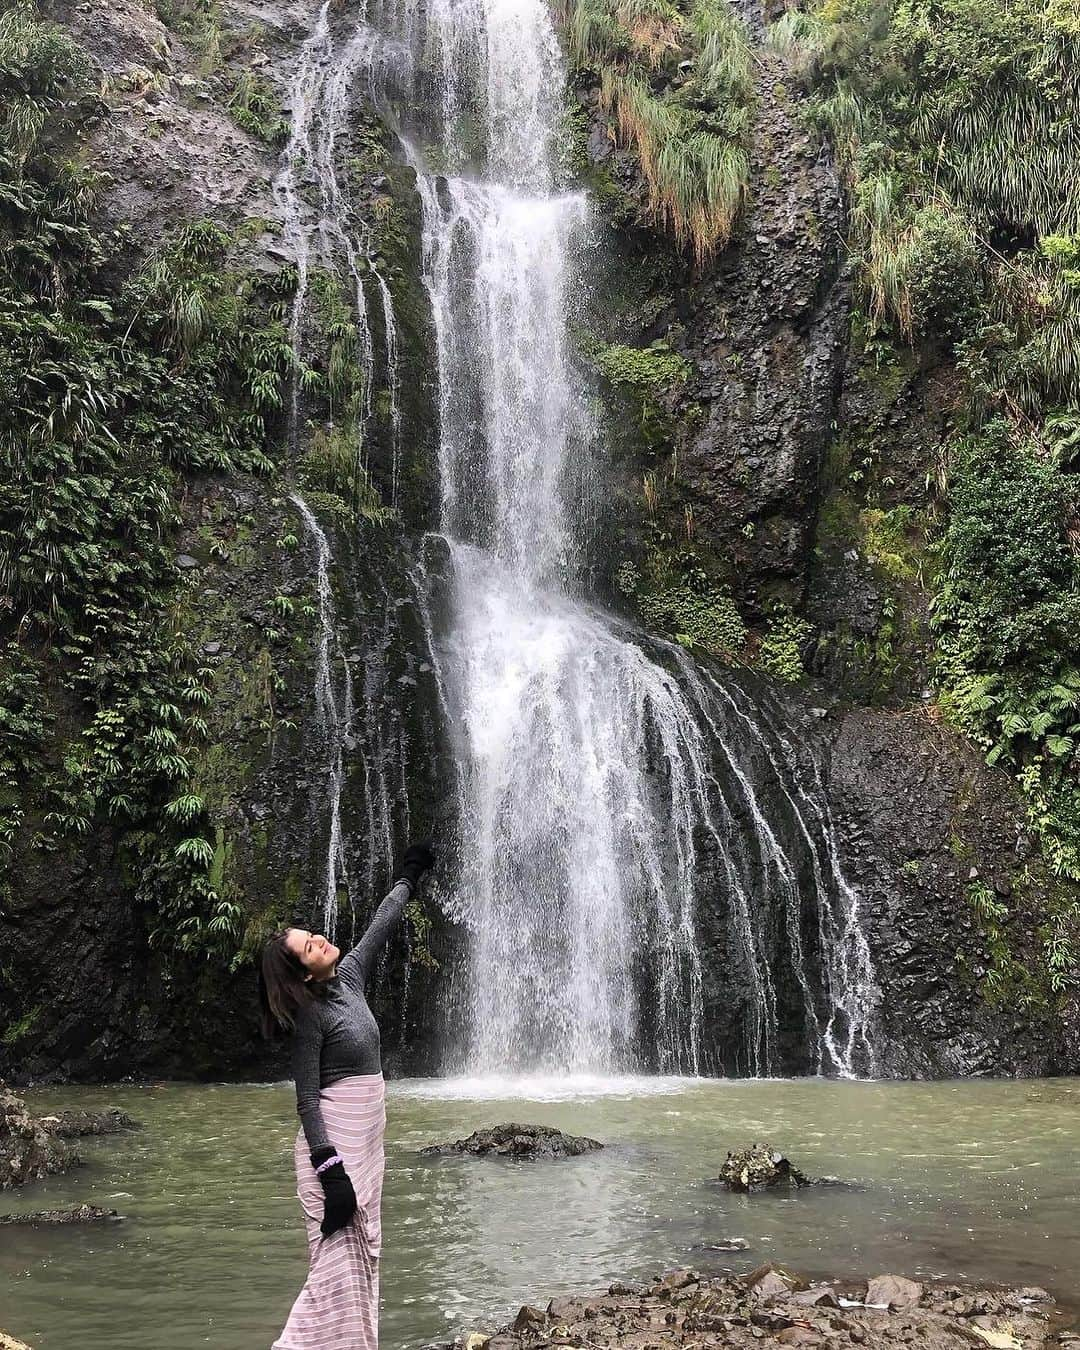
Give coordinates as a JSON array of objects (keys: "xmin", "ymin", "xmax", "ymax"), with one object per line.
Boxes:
[
  {"xmin": 688, "ymin": 0, "xmax": 753, "ymax": 103},
  {"xmin": 567, "ymin": 0, "xmax": 753, "ymax": 257}
]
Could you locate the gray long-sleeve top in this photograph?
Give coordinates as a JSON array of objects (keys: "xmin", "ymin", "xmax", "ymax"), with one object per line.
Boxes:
[{"xmin": 292, "ymin": 879, "xmax": 412, "ymax": 1151}]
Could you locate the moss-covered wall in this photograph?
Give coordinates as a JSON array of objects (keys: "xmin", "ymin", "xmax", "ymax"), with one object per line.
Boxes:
[{"xmin": 0, "ymin": 0, "xmax": 449, "ymax": 1081}]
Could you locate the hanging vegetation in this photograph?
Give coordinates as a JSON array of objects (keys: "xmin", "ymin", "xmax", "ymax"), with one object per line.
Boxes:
[
  {"xmin": 565, "ymin": 0, "xmax": 754, "ymax": 258},
  {"xmin": 0, "ymin": 3, "xmax": 294, "ymax": 955}
]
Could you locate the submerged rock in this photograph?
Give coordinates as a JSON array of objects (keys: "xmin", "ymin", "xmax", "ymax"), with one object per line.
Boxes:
[
  {"xmin": 0, "ymin": 1086, "xmax": 78, "ymax": 1190},
  {"xmin": 37, "ymin": 1107, "xmax": 139, "ymax": 1138},
  {"xmin": 420, "ymin": 1123, "xmax": 603, "ymax": 1159},
  {"xmin": 718, "ymin": 1143, "xmax": 812, "ymax": 1191},
  {"xmin": 0, "ymin": 1203, "xmax": 122, "ymax": 1225}
]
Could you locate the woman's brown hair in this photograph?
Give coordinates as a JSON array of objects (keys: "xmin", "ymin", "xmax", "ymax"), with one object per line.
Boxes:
[{"xmin": 258, "ymin": 931, "xmax": 317, "ymax": 1038}]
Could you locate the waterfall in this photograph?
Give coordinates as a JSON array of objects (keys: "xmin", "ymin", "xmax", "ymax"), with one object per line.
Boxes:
[
  {"xmin": 290, "ymin": 494, "xmax": 353, "ymax": 941},
  {"xmin": 361, "ymin": 0, "xmax": 880, "ymax": 1078},
  {"xmin": 275, "ymin": 0, "xmax": 411, "ymax": 942},
  {"xmin": 277, "ymin": 0, "xmax": 879, "ymax": 1076},
  {"xmin": 273, "ymin": 0, "xmax": 402, "ymax": 498}
]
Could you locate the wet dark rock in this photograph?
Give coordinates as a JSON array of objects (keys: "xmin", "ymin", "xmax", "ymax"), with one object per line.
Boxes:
[
  {"xmin": 420, "ymin": 1123, "xmax": 603, "ymax": 1159},
  {"xmin": 826, "ymin": 706, "xmax": 1075, "ymax": 1075},
  {"xmin": 0, "ymin": 1086, "xmax": 78, "ymax": 1189},
  {"xmin": 719, "ymin": 1144, "xmax": 813, "ymax": 1191},
  {"xmin": 792, "ymin": 1285, "xmax": 841, "ymax": 1308},
  {"xmin": 37, "ymin": 1107, "xmax": 139, "ymax": 1138},
  {"xmin": 0, "ymin": 1203, "xmax": 122, "ymax": 1224}
]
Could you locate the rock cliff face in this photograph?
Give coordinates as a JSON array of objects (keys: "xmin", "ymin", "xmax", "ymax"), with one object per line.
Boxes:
[
  {"xmin": 664, "ymin": 58, "xmax": 850, "ymax": 614},
  {"xmin": 1, "ymin": 0, "xmax": 1075, "ymax": 1083}
]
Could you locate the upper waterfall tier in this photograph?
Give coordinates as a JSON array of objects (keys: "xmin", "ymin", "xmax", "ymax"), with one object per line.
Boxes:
[{"xmin": 416, "ymin": 172, "xmax": 590, "ymax": 585}]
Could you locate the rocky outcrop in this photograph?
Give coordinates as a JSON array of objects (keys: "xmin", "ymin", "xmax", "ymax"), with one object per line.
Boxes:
[
  {"xmin": 445, "ymin": 1266, "xmax": 1058, "ymax": 1350},
  {"xmin": 826, "ymin": 705, "xmax": 1073, "ymax": 1076},
  {"xmin": 421, "ymin": 1124, "xmax": 604, "ymax": 1160},
  {"xmin": 0, "ymin": 1087, "xmax": 78, "ymax": 1189},
  {"xmin": 587, "ymin": 40, "xmax": 848, "ymax": 615},
  {"xmin": 667, "ymin": 59, "xmax": 848, "ymax": 613},
  {"xmin": 719, "ymin": 1144, "xmax": 811, "ymax": 1191},
  {"xmin": 0, "ymin": 1331, "xmax": 34, "ymax": 1350}
]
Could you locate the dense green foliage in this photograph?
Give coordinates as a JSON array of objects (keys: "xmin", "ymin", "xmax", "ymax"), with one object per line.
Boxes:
[
  {"xmin": 937, "ymin": 429, "xmax": 1080, "ymax": 911},
  {"xmin": 777, "ymin": 0, "xmax": 1080, "ymax": 989},
  {"xmin": 638, "ymin": 579, "xmax": 747, "ymax": 654},
  {"xmin": 591, "ymin": 337, "xmax": 691, "ymax": 390},
  {"xmin": 565, "ymin": 0, "xmax": 754, "ymax": 257},
  {"xmin": 0, "ymin": 3, "xmax": 292, "ymax": 953},
  {"xmin": 228, "ymin": 69, "xmax": 287, "ymax": 146},
  {"xmin": 775, "ymin": 0, "xmax": 1080, "ymax": 409}
]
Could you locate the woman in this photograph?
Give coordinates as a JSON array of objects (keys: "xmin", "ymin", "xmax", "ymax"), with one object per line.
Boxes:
[{"xmin": 259, "ymin": 841, "xmax": 435, "ymax": 1350}]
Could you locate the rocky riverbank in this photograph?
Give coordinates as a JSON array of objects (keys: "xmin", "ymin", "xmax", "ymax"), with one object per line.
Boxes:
[
  {"xmin": 446, "ymin": 1266, "xmax": 1075, "ymax": 1350},
  {"xmin": 0, "ymin": 1084, "xmax": 138, "ymax": 1190}
]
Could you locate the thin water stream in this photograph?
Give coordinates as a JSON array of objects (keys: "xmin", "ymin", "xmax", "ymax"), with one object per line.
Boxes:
[{"xmin": 3, "ymin": 1079, "xmax": 1078, "ymax": 1349}]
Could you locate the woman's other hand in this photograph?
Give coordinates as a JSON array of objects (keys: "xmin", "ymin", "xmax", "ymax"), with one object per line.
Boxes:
[{"xmin": 311, "ymin": 1147, "xmax": 358, "ymax": 1237}]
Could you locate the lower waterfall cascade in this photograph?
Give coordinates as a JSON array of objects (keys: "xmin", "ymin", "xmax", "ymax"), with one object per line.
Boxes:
[{"xmin": 280, "ymin": 0, "xmax": 880, "ymax": 1079}]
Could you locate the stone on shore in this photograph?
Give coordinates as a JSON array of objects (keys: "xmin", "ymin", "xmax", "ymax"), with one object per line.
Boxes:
[
  {"xmin": 867, "ymin": 1273, "xmax": 923, "ymax": 1309},
  {"xmin": 444, "ymin": 1266, "xmax": 1057, "ymax": 1350},
  {"xmin": 0, "ymin": 1085, "xmax": 78, "ymax": 1190},
  {"xmin": 1, "ymin": 1331, "xmax": 34, "ymax": 1350},
  {"xmin": 420, "ymin": 1123, "xmax": 604, "ymax": 1159},
  {"xmin": 719, "ymin": 1143, "xmax": 812, "ymax": 1191}
]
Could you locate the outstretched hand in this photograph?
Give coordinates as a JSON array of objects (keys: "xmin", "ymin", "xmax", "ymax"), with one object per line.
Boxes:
[{"xmin": 400, "ymin": 840, "xmax": 435, "ymax": 888}]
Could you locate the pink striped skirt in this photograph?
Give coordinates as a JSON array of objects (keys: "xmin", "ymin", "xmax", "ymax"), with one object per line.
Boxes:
[{"xmin": 273, "ymin": 1073, "xmax": 386, "ymax": 1350}]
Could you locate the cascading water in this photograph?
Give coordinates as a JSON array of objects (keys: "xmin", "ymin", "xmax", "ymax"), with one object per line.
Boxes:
[
  {"xmin": 371, "ymin": 0, "xmax": 877, "ymax": 1078},
  {"xmin": 275, "ymin": 0, "xmax": 409, "ymax": 939},
  {"xmin": 279, "ymin": 0, "xmax": 879, "ymax": 1075},
  {"xmin": 272, "ymin": 0, "xmax": 401, "ymax": 487},
  {"xmin": 290, "ymin": 493, "xmax": 353, "ymax": 940}
]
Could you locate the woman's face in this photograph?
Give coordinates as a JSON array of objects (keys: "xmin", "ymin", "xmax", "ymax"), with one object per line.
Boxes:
[{"xmin": 285, "ymin": 928, "xmax": 340, "ymax": 981}]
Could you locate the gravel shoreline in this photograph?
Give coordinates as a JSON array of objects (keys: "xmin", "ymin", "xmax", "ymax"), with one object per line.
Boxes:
[{"xmin": 442, "ymin": 1265, "xmax": 1078, "ymax": 1350}]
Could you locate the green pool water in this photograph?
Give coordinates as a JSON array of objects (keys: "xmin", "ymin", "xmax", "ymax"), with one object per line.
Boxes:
[{"xmin": 3, "ymin": 1076, "xmax": 1077, "ymax": 1349}]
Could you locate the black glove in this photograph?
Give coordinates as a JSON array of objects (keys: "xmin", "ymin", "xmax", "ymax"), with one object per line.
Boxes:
[
  {"xmin": 399, "ymin": 840, "xmax": 435, "ymax": 889},
  {"xmin": 311, "ymin": 1145, "xmax": 357, "ymax": 1237}
]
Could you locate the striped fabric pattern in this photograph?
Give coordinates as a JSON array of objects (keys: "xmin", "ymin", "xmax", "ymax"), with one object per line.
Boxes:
[{"xmin": 273, "ymin": 1073, "xmax": 387, "ymax": 1349}]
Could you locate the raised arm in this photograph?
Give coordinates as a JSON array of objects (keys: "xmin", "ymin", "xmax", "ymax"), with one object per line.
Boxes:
[{"xmin": 337, "ymin": 841, "xmax": 435, "ymax": 990}]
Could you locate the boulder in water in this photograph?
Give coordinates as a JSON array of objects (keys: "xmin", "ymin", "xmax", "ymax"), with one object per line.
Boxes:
[
  {"xmin": 0, "ymin": 1085, "xmax": 78, "ymax": 1189},
  {"xmin": 0, "ymin": 1203, "xmax": 122, "ymax": 1225},
  {"xmin": 718, "ymin": 1143, "xmax": 812, "ymax": 1191},
  {"xmin": 37, "ymin": 1107, "xmax": 139, "ymax": 1138},
  {"xmin": 420, "ymin": 1123, "xmax": 603, "ymax": 1159},
  {"xmin": 1, "ymin": 1331, "xmax": 34, "ymax": 1350}
]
